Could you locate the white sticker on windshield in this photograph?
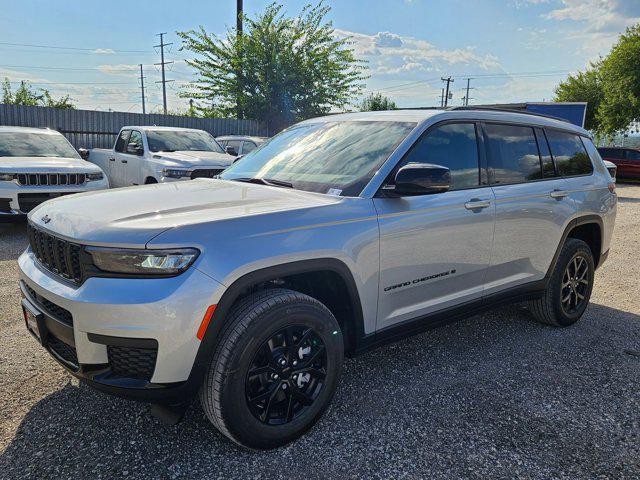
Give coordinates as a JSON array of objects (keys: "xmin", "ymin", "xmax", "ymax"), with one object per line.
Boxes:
[{"xmin": 326, "ymin": 188, "xmax": 342, "ymax": 196}]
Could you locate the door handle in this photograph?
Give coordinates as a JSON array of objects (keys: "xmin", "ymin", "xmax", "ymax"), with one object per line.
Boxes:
[
  {"xmin": 464, "ymin": 199, "xmax": 491, "ymax": 210},
  {"xmin": 108, "ymin": 157, "xmax": 115, "ymax": 162},
  {"xmin": 550, "ymin": 189, "xmax": 568, "ymax": 199},
  {"xmin": 121, "ymin": 159, "xmax": 128, "ymax": 163}
]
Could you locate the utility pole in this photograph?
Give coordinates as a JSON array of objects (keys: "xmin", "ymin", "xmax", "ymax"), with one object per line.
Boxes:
[
  {"xmin": 464, "ymin": 78, "xmax": 473, "ymax": 106},
  {"xmin": 440, "ymin": 88, "xmax": 445, "ymax": 108},
  {"xmin": 139, "ymin": 64, "xmax": 146, "ymax": 115},
  {"xmin": 154, "ymin": 32, "xmax": 174, "ymax": 114},
  {"xmin": 441, "ymin": 76, "xmax": 454, "ymax": 107},
  {"xmin": 236, "ymin": 0, "xmax": 243, "ymax": 119}
]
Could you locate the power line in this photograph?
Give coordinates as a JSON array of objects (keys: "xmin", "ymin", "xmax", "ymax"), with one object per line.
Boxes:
[
  {"xmin": 154, "ymin": 33, "xmax": 174, "ymax": 114},
  {"xmin": 0, "ymin": 41, "xmax": 151, "ymax": 54}
]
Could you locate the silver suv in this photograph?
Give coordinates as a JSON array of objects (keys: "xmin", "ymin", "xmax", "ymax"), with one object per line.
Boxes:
[{"xmin": 18, "ymin": 109, "xmax": 617, "ymax": 449}]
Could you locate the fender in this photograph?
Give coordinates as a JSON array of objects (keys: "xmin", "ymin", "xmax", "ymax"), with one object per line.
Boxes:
[{"xmin": 183, "ymin": 258, "xmax": 366, "ymax": 396}]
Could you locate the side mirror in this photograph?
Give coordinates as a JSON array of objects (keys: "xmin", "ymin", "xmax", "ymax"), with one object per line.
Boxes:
[
  {"xmin": 225, "ymin": 146, "xmax": 238, "ymax": 156},
  {"xmin": 392, "ymin": 163, "xmax": 451, "ymax": 195},
  {"xmin": 126, "ymin": 143, "xmax": 143, "ymax": 155},
  {"xmin": 78, "ymin": 148, "xmax": 90, "ymax": 160}
]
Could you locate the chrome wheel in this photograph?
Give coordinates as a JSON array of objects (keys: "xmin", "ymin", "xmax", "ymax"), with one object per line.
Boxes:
[
  {"xmin": 245, "ymin": 325, "xmax": 327, "ymax": 425},
  {"xmin": 561, "ymin": 253, "xmax": 590, "ymax": 315}
]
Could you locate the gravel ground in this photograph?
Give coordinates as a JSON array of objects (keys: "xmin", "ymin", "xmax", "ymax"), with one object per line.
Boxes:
[{"xmin": 0, "ymin": 184, "xmax": 639, "ymax": 479}]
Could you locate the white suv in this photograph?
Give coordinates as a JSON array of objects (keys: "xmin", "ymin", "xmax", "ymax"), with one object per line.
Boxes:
[
  {"xmin": 18, "ymin": 109, "xmax": 616, "ymax": 449},
  {"xmin": 0, "ymin": 126, "xmax": 108, "ymax": 220}
]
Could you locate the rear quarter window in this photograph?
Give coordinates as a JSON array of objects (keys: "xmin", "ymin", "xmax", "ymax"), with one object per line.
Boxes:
[{"xmin": 546, "ymin": 130, "xmax": 593, "ymax": 176}]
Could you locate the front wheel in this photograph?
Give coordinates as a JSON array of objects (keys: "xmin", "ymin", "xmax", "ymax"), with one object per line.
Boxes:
[
  {"xmin": 528, "ymin": 238, "xmax": 595, "ymax": 327},
  {"xmin": 200, "ymin": 289, "xmax": 344, "ymax": 450}
]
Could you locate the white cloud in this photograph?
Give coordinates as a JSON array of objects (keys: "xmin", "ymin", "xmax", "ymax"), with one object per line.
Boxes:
[
  {"xmin": 544, "ymin": 0, "xmax": 640, "ymax": 33},
  {"xmin": 92, "ymin": 48, "xmax": 116, "ymax": 55},
  {"xmin": 97, "ymin": 64, "xmax": 140, "ymax": 76},
  {"xmin": 373, "ymin": 31, "xmax": 403, "ymax": 48}
]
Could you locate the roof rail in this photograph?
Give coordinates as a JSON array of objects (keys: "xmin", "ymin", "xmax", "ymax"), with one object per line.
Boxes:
[{"xmin": 448, "ymin": 106, "xmax": 572, "ymax": 124}]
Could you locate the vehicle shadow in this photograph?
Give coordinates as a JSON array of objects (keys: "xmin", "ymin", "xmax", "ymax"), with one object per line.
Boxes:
[
  {"xmin": 1, "ymin": 302, "xmax": 639, "ymax": 478},
  {"xmin": 0, "ymin": 222, "xmax": 28, "ymax": 261}
]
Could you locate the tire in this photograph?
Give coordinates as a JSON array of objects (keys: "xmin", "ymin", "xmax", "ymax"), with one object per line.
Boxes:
[
  {"xmin": 144, "ymin": 177, "xmax": 158, "ymax": 184},
  {"xmin": 528, "ymin": 238, "xmax": 595, "ymax": 327},
  {"xmin": 200, "ymin": 288, "xmax": 344, "ymax": 450}
]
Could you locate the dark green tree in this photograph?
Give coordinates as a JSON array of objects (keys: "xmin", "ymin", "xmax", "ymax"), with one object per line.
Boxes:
[
  {"xmin": 178, "ymin": 2, "xmax": 366, "ymax": 133},
  {"xmin": 597, "ymin": 24, "xmax": 640, "ymax": 134},
  {"xmin": 359, "ymin": 92, "xmax": 397, "ymax": 112},
  {"xmin": 2, "ymin": 78, "xmax": 75, "ymax": 109}
]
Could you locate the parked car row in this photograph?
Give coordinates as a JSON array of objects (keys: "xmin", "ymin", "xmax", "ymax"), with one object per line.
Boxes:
[{"xmin": 0, "ymin": 125, "xmax": 264, "ymax": 219}]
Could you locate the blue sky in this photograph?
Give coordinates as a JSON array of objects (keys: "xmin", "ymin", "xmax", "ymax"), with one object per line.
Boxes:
[{"xmin": 0, "ymin": 0, "xmax": 637, "ymax": 112}]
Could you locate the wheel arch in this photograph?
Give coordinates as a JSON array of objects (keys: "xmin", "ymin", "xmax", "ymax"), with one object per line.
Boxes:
[
  {"xmin": 186, "ymin": 258, "xmax": 366, "ymax": 394},
  {"xmin": 546, "ymin": 215, "xmax": 604, "ymax": 279}
]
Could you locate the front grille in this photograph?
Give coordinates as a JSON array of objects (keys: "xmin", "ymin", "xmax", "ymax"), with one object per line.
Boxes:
[
  {"xmin": 17, "ymin": 192, "xmax": 74, "ymax": 213},
  {"xmin": 108, "ymin": 345, "xmax": 158, "ymax": 381},
  {"xmin": 48, "ymin": 335, "xmax": 79, "ymax": 369},
  {"xmin": 27, "ymin": 224, "xmax": 83, "ymax": 283},
  {"xmin": 16, "ymin": 173, "xmax": 86, "ymax": 186},
  {"xmin": 190, "ymin": 169, "xmax": 223, "ymax": 179},
  {"xmin": 23, "ymin": 283, "xmax": 73, "ymax": 326}
]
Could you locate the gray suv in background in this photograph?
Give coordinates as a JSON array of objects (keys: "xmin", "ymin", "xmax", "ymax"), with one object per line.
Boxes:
[{"xmin": 19, "ymin": 108, "xmax": 616, "ymax": 450}]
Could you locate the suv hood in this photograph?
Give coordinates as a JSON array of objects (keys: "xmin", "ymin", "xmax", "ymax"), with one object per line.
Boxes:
[
  {"xmin": 152, "ymin": 150, "xmax": 234, "ymax": 168},
  {"xmin": 28, "ymin": 179, "xmax": 339, "ymax": 247},
  {"xmin": 0, "ymin": 156, "xmax": 102, "ymax": 171}
]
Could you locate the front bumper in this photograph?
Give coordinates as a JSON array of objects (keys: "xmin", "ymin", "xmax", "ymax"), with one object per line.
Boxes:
[
  {"xmin": 18, "ymin": 249, "xmax": 226, "ymax": 404},
  {"xmin": 1, "ymin": 179, "xmax": 109, "ymax": 217}
]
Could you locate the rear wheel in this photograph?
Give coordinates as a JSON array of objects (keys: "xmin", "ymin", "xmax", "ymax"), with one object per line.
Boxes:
[
  {"xmin": 528, "ymin": 238, "xmax": 595, "ymax": 327},
  {"xmin": 200, "ymin": 288, "xmax": 344, "ymax": 450}
]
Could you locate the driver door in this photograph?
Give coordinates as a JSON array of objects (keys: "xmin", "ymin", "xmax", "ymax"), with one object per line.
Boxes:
[{"xmin": 374, "ymin": 122, "xmax": 495, "ymax": 330}]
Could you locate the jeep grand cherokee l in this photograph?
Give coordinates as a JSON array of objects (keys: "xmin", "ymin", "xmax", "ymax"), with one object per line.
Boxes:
[{"xmin": 18, "ymin": 109, "xmax": 616, "ymax": 449}]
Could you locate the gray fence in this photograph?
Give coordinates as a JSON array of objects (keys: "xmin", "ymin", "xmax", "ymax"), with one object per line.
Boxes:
[{"xmin": 0, "ymin": 104, "xmax": 268, "ymax": 149}]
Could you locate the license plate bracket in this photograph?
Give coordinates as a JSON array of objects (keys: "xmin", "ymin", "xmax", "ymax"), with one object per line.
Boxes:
[{"xmin": 22, "ymin": 298, "xmax": 45, "ymax": 345}]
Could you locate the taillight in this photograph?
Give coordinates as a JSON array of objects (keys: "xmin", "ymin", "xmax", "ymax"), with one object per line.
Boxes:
[{"xmin": 608, "ymin": 182, "xmax": 616, "ymax": 193}]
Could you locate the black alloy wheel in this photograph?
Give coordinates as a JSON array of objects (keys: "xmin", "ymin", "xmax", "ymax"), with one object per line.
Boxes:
[
  {"xmin": 245, "ymin": 325, "xmax": 327, "ymax": 425},
  {"xmin": 560, "ymin": 253, "xmax": 591, "ymax": 315}
]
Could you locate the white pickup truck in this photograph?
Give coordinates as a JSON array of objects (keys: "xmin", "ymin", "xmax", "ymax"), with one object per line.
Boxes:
[{"xmin": 84, "ymin": 126, "xmax": 235, "ymax": 187}]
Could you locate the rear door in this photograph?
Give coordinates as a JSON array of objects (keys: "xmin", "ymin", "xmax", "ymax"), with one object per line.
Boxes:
[
  {"xmin": 624, "ymin": 149, "xmax": 640, "ymax": 179},
  {"xmin": 483, "ymin": 123, "xmax": 575, "ymax": 294},
  {"xmin": 374, "ymin": 122, "xmax": 495, "ymax": 330}
]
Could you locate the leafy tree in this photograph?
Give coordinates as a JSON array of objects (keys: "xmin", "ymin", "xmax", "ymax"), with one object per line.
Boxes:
[
  {"xmin": 554, "ymin": 63, "xmax": 603, "ymax": 131},
  {"xmin": 178, "ymin": 2, "xmax": 366, "ymax": 133},
  {"xmin": 359, "ymin": 92, "xmax": 397, "ymax": 112},
  {"xmin": 1, "ymin": 78, "xmax": 75, "ymax": 109},
  {"xmin": 597, "ymin": 24, "xmax": 640, "ymax": 134}
]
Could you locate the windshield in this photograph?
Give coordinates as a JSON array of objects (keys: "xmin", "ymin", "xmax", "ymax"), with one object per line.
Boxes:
[
  {"xmin": 0, "ymin": 131, "xmax": 80, "ymax": 158},
  {"xmin": 220, "ymin": 121, "xmax": 416, "ymax": 196},
  {"xmin": 147, "ymin": 130, "xmax": 225, "ymax": 153}
]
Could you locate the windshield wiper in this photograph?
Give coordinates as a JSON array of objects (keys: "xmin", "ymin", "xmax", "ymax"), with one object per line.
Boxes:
[{"xmin": 231, "ymin": 177, "xmax": 294, "ymax": 188}]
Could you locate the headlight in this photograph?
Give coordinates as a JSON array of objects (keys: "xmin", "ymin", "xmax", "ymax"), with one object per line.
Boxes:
[
  {"xmin": 86, "ymin": 172, "xmax": 104, "ymax": 181},
  {"xmin": 87, "ymin": 247, "xmax": 199, "ymax": 275},
  {"xmin": 0, "ymin": 173, "xmax": 15, "ymax": 182},
  {"xmin": 162, "ymin": 168, "xmax": 190, "ymax": 178}
]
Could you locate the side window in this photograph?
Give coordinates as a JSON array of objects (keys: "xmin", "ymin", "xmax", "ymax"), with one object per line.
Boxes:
[
  {"xmin": 400, "ymin": 123, "xmax": 480, "ymax": 191},
  {"xmin": 546, "ymin": 130, "xmax": 593, "ymax": 176},
  {"xmin": 535, "ymin": 128, "xmax": 556, "ymax": 178},
  {"xmin": 485, "ymin": 123, "xmax": 542, "ymax": 184},
  {"xmin": 626, "ymin": 149, "xmax": 640, "ymax": 161},
  {"xmin": 226, "ymin": 140, "xmax": 241, "ymax": 155},
  {"xmin": 115, "ymin": 130, "xmax": 131, "ymax": 153},
  {"xmin": 218, "ymin": 140, "xmax": 227, "ymax": 148},
  {"xmin": 128, "ymin": 130, "xmax": 143, "ymax": 151},
  {"xmin": 242, "ymin": 141, "xmax": 257, "ymax": 154}
]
